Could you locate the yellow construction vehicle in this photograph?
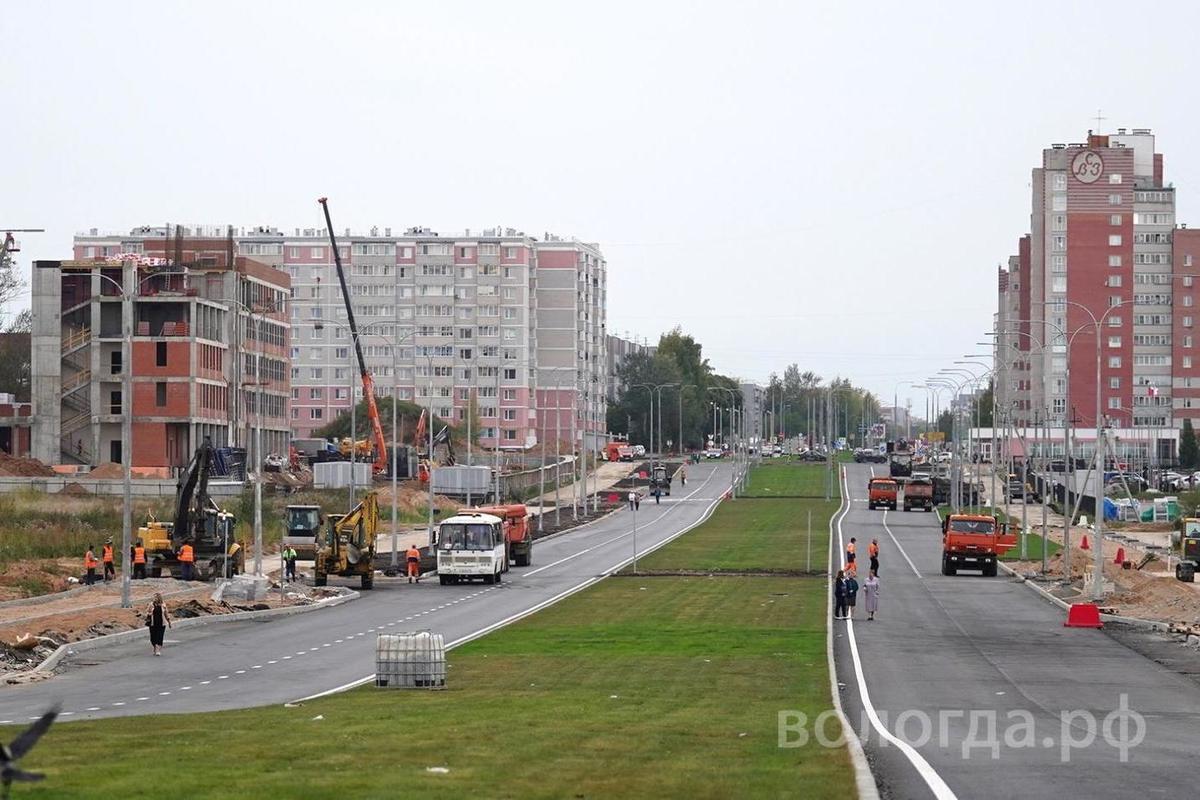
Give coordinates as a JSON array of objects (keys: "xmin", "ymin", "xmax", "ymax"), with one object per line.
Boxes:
[
  {"xmin": 314, "ymin": 491, "xmax": 379, "ymax": 589},
  {"xmin": 338, "ymin": 437, "xmax": 373, "ymax": 460}
]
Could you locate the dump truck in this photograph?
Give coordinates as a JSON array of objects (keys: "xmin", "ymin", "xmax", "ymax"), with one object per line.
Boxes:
[
  {"xmin": 1176, "ymin": 518, "xmax": 1200, "ymax": 582},
  {"xmin": 458, "ymin": 503, "xmax": 533, "ymax": 566},
  {"xmin": 940, "ymin": 513, "xmax": 1016, "ymax": 577},
  {"xmin": 867, "ymin": 478, "xmax": 898, "ymax": 510},
  {"xmin": 435, "ymin": 511, "xmax": 508, "ymax": 585},
  {"xmin": 282, "ymin": 505, "xmax": 324, "ymax": 560},
  {"xmin": 903, "ymin": 479, "xmax": 934, "ymax": 512},
  {"xmin": 605, "ymin": 441, "xmax": 634, "ymax": 462},
  {"xmin": 888, "ymin": 439, "xmax": 914, "ymax": 478},
  {"xmin": 138, "ymin": 437, "xmax": 243, "ymax": 580},
  {"xmin": 314, "ymin": 491, "xmax": 379, "ymax": 589}
]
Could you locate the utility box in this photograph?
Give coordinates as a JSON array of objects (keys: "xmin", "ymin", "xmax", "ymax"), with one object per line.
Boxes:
[
  {"xmin": 431, "ymin": 465, "xmax": 494, "ymax": 500},
  {"xmin": 314, "ymin": 461, "xmax": 372, "ymax": 489},
  {"xmin": 376, "ymin": 632, "xmax": 446, "ymax": 689}
]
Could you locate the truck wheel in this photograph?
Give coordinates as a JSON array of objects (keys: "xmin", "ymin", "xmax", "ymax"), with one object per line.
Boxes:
[
  {"xmin": 362, "ymin": 572, "xmax": 374, "ymax": 590},
  {"xmin": 314, "ymin": 575, "xmax": 327, "ymax": 587},
  {"xmin": 484, "ymin": 572, "xmax": 495, "ymax": 585},
  {"xmin": 868, "ymin": 502, "xmax": 874, "ymax": 510},
  {"xmin": 439, "ymin": 575, "xmax": 449, "ymax": 586},
  {"xmin": 925, "ymin": 505, "xmax": 933, "ymax": 512},
  {"xmin": 495, "ymin": 567, "xmax": 502, "ymax": 584},
  {"xmin": 983, "ymin": 562, "xmax": 997, "ymax": 577}
]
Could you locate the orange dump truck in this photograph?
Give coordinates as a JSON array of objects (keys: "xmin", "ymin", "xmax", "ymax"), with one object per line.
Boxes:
[
  {"xmin": 940, "ymin": 514, "xmax": 1016, "ymax": 577},
  {"xmin": 458, "ymin": 503, "xmax": 534, "ymax": 567},
  {"xmin": 867, "ymin": 478, "xmax": 899, "ymax": 510}
]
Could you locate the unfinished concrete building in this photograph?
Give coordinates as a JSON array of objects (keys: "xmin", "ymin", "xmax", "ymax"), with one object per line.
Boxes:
[{"xmin": 31, "ymin": 228, "xmax": 291, "ymax": 470}]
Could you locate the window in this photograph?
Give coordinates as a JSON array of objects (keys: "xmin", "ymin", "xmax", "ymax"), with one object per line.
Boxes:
[
  {"xmin": 155, "ymin": 382, "xmax": 167, "ymax": 407},
  {"xmin": 1108, "ymin": 194, "xmax": 1122, "ymax": 206},
  {"xmin": 1107, "ymin": 275, "xmax": 1122, "ymax": 287},
  {"xmin": 1110, "ymin": 377, "xmax": 1121, "ymax": 389},
  {"xmin": 1187, "ymin": 336, "xmax": 1195, "ymax": 349},
  {"xmin": 1108, "ymin": 397, "xmax": 1121, "ymax": 409},
  {"xmin": 311, "ymin": 368, "xmax": 323, "ymax": 379},
  {"xmin": 335, "ymin": 347, "xmax": 348, "ymax": 359},
  {"xmin": 1052, "ymin": 194, "xmax": 1066, "ymax": 212},
  {"xmin": 1107, "ymin": 316, "xmax": 1122, "ymax": 327},
  {"xmin": 399, "ymin": 247, "xmax": 412, "ymax": 259},
  {"xmin": 504, "ymin": 247, "xmax": 518, "ymax": 259},
  {"xmin": 421, "ymin": 243, "xmax": 451, "ymax": 256},
  {"xmin": 310, "ymin": 408, "xmax": 324, "ymax": 420},
  {"xmin": 1188, "ymin": 255, "xmax": 1195, "ymax": 267},
  {"xmin": 1108, "ymin": 356, "xmax": 1122, "ymax": 368},
  {"xmin": 1051, "ymin": 235, "xmax": 1066, "ymax": 252},
  {"xmin": 1187, "ymin": 296, "xmax": 1195, "ymax": 308},
  {"xmin": 1108, "ymin": 336, "xmax": 1122, "ymax": 348},
  {"xmin": 310, "ymin": 327, "xmax": 322, "ymax": 339},
  {"xmin": 1109, "ymin": 174, "xmax": 1123, "ymax": 184},
  {"xmin": 503, "ymin": 368, "xmax": 517, "ymax": 380},
  {"xmin": 1051, "ymin": 277, "xmax": 1067, "ymax": 293},
  {"xmin": 502, "ymin": 408, "xmax": 517, "ymax": 421},
  {"xmin": 480, "ymin": 244, "xmax": 499, "ymax": 256},
  {"xmin": 1110, "ymin": 214, "xmax": 1122, "ymax": 226},
  {"xmin": 1109, "ymin": 255, "xmax": 1122, "ymax": 267},
  {"xmin": 1051, "ymin": 214, "xmax": 1066, "ymax": 231},
  {"xmin": 1187, "ymin": 357, "xmax": 1195, "ymax": 369},
  {"xmin": 156, "ymin": 341, "xmax": 167, "ymax": 367},
  {"xmin": 1053, "ymin": 173, "xmax": 1067, "ymax": 191},
  {"xmin": 1108, "ymin": 234, "xmax": 1123, "ymax": 246},
  {"xmin": 1109, "ymin": 296, "xmax": 1122, "ymax": 308},
  {"xmin": 1187, "ymin": 277, "xmax": 1195, "ymax": 288},
  {"xmin": 1051, "ymin": 255, "xmax": 1066, "ymax": 273},
  {"xmin": 503, "ymin": 389, "xmax": 517, "ymax": 401}
]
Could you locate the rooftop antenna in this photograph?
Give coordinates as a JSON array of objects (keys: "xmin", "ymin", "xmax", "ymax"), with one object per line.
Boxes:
[{"xmin": 1093, "ymin": 109, "xmax": 1107, "ymax": 134}]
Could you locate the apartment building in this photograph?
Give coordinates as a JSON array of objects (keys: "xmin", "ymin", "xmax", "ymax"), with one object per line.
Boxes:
[
  {"xmin": 67, "ymin": 224, "xmax": 607, "ymax": 454},
  {"xmin": 32, "ymin": 229, "xmax": 290, "ymax": 469},
  {"xmin": 740, "ymin": 382, "xmax": 765, "ymax": 443},
  {"xmin": 999, "ymin": 130, "xmax": 1176, "ymax": 432}
]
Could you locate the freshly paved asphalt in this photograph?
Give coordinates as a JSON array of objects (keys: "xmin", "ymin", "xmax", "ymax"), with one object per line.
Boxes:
[
  {"xmin": 834, "ymin": 463, "xmax": 1200, "ymax": 799},
  {"xmin": 0, "ymin": 462, "xmax": 732, "ymax": 724}
]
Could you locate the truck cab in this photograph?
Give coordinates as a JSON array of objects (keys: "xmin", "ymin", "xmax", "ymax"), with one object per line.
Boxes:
[
  {"xmin": 457, "ymin": 504, "xmax": 533, "ymax": 567},
  {"xmin": 283, "ymin": 505, "xmax": 324, "ymax": 559},
  {"xmin": 650, "ymin": 464, "xmax": 671, "ymax": 496},
  {"xmin": 435, "ymin": 512, "xmax": 507, "ymax": 585},
  {"xmin": 868, "ymin": 478, "xmax": 899, "ymax": 510},
  {"xmin": 940, "ymin": 514, "xmax": 1016, "ymax": 577}
]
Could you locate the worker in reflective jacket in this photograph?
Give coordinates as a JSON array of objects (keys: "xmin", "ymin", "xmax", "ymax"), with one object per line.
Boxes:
[
  {"xmin": 178, "ymin": 540, "xmax": 195, "ymax": 582},
  {"xmin": 406, "ymin": 545, "xmax": 421, "ymax": 584},
  {"xmin": 83, "ymin": 546, "xmax": 98, "ymax": 586},
  {"xmin": 102, "ymin": 538, "xmax": 116, "ymax": 582},
  {"xmin": 132, "ymin": 540, "xmax": 147, "ymax": 580}
]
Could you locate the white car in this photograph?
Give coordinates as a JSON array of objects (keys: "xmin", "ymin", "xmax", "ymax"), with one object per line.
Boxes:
[{"xmin": 633, "ymin": 445, "xmax": 646, "ymax": 457}]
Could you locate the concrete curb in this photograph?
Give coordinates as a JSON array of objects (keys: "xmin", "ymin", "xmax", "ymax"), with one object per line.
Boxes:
[
  {"xmin": 827, "ymin": 467, "xmax": 880, "ymax": 800},
  {"xmin": 996, "ymin": 561, "xmax": 1169, "ymax": 631},
  {"xmin": 33, "ymin": 589, "xmax": 358, "ymax": 674}
]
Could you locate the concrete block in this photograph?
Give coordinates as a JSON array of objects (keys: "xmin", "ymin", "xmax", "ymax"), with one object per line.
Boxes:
[{"xmin": 216, "ymin": 574, "xmax": 271, "ymax": 602}]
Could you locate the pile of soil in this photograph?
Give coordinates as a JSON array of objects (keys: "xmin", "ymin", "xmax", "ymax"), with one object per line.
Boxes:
[
  {"xmin": 88, "ymin": 462, "xmax": 125, "ymax": 479},
  {"xmin": 0, "ymin": 453, "xmax": 56, "ymax": 477},
  {"xmin": 0, "ymin": 559, "xmax": 76, "ymax": 601},
  {"xmin": 61, "ymin": 482, "xmax": 92, "ymax": 496},
  {"xmin": 375, "ymin": 483, "xmax": 458, "ymax": 514}
]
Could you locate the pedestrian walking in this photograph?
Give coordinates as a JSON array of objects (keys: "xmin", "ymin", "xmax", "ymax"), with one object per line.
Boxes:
[
  {"xmin": 834, "ymin": 570, "xmax": 849, "ymax": 620},
  {"xmin": 846, "ymin": 537, "xmax": 857, "ymax": 567},
  {"xmin": 845, "ymin": 572, "xmax": 860, "ymax": 620},
  {"xmin": 863, "ymin": 570, "xmax": 880, "ymax": 621},
  {"xmin": 868, "ymin": 538, "xmax": 879, "ymax": 575},
  {"xmin": 653, "ymin": 487, "xmax": 661, "ymax": 504},
  {"xmin": 281, "ymin": 546, "xmax": 298, "ymax": 581},
  {"xmin": 83, "ymin": 545, "xmax": 98, "ymax": 586},
  {"xmin": 132, "ymin": 540, "xmax": 147, "ymax": 580},
  {"xmin": 680, "ymin": 467, "xmax": 687, "ymax": 487},
  {"xmin": 144, "ymin": 592, "xmax": 172, "ymax": 656},
  {"xmin": 101, "ymin": 538, "xmax": 115, "ymax": 583},
  {"xmin": 178, "ymin": 540, "xmax": 195, "ymax": 582},
  {"xmin": 628, "ymin": 490, "xmax": 637, "ymax": 511},
  {"xmin": 406, "ymin": 544, "xmax": 421, "ymax": 584}
]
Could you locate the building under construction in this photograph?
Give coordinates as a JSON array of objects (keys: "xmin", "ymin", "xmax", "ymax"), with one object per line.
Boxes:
[{"xmin": 30, "ymin": 227, "xmax": 291, "ymax": 471}]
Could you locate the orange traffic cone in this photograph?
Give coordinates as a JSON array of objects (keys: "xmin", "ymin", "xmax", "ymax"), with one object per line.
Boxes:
[
  {"xmin": 1113, "ymin": 547, "xmax": 1125, "ymax": 565},
  {"xmin": 1080, "ymin": 534, "xmax": 1090, "ymax": 551}
]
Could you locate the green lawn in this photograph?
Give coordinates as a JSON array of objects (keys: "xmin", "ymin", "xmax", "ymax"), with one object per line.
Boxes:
[
  {"xmin": 20, "ymin": 463, "xmax": 854, "ymax": 798},
  {"xmin": 743, "ymin": 462, "xmax": 834, "ymax": 498},
  {"xmin": 1000, "ymin": 531, "xmax": 1062, "ymax": 562}
]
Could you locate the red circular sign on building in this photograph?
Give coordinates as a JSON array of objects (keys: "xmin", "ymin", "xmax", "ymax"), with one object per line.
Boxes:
[{"xmin": 1071, "ymin": 150, "xmax": 1104, "ymax": 184}]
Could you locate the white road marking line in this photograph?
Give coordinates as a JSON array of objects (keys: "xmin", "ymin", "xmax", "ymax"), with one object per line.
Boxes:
[
  {"xmin": 180, "ymin": 687, "xmax": 192, "ymax": 691},
  {"xmin": 252, "ymin": 665, "xmax": 263, "ymax": 669},
  {"xmin": 235, "ymin": 669, "xmax": 246, "ymax": 674},
  {"xmin": 837, "ymin": 465, "xmax": 956, "ymax": 800},
  {"xmin": 321, "ymin": 643, "xmax": 330, "ymax": 647},
  {"xmin": 158, "ymin": 692, "xmax": 170, "ymax": 696},
  {"xmin": 880, "ymin": 509, "xmax": 923, "ymax": 578},
  {"xmin": 0, "ymin": 720, "xmax": 12, "ymax": 724},
  {"xmin": 30, "ymin": 715, "xmax": 44, "ymax": 720},
  {"xmin": 136, "ymin": 697, "xmax": 150, "ymax": 701},
  {"xmin": 60, "ymin": 712, "xmax": 75, "ymax": 716},
  {"xmin": 283, "ymin": 656, "xmax": 292, "ymax": 660},
  {"xmin": 309, "ymin": 647, "xmax": 318, "ymax": 651},
  {"xmin": 294, "ymin": 465, "xmax": 727, "ymax": 704},
  {"xmin": 86, "ymin": 707, "xmax": 101, "ymax": 712},
  {"xmin": 200, "ymin": 681, "xmax": 211, "ymax": 685},
  {"xmin": 268, "ymin": 660, "xmax": 278, "ymax": 664},
  {"xmin": 112, "ymin": 702, "xmax": 125, "ymax": 706}
]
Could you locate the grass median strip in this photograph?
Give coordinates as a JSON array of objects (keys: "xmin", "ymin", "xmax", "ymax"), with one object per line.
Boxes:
[{"xmin": 21, "ymin": 464, "xmax": 854, "ymax": 799}]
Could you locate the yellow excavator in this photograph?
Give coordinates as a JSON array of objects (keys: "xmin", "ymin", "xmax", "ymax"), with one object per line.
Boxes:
[{"xmin": 314, "ymin": 491, "xmax": 379, "ymax": 589}]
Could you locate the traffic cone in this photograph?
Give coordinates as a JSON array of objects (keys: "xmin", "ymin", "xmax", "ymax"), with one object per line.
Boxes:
[
  {"xmin": 1080, "ymin": 534, "xmax": 1090, "ymax": 551},
  {"xmin": 1114, "ymin": 547, "xmax": 1125, "ymax": 565}
]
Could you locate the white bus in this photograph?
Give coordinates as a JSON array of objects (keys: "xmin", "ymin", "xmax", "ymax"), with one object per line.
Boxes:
[{"xmin": 435, "ymin": 512, "xmax": 507, "ymax": 585}]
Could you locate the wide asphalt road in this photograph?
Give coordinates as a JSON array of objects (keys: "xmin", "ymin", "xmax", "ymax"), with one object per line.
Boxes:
[
  {"xmin": 834, "ymin": 463, "xmax": 1200, "ymax": 800},
  {"xmin": 0, "ymin": 461, "xmax": 733, "ymax": 725}
]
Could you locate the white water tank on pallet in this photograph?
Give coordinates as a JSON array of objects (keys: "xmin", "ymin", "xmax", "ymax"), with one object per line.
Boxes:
[{"xmin": 375, "ymin": 632, "xmax": 447, "ymax": 689}]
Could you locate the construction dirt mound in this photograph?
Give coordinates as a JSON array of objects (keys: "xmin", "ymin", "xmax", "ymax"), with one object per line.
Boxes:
[
  {"xmin": 0, "ymin": 453, "xmax": 56, "ymax": 477},
  {"xmin": 88, "ymin": 462, "xmax": 124, "ymax": 479},
  {"xmin": 375, "ymin": 483, "xmax": 459, "ymax": 514}
]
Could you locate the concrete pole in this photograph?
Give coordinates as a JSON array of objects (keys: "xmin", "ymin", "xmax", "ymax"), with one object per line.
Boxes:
[
  {"xmin": 254, "ymin": 318, "xmax": 263, "ymax": 577},
  {"xmin": 120, "ymin": 276, "xmax": 132, "ymax": 608},
  {"xmin": 427, "ymin": 365, "xmax": 435, "ymax": 538},
  {"xmin": 571, "ymin": 375, "xmax": 578, "ymax": 521},
  {"xmin": 555, "ymin": 372, "xmax": 562, "ymax": 527},
  {"xmin": 494, "ymin": 366, "xmax": 501, "ymax": 504},
  {"xmin": 390, "ymin": 373, "xmax": 398, "ymax": 570},
  {"xmin": 1093, "ymin": 329, "xmax": 1105, "ymax": 601},
  {"xmin": 349, "ymin": 356, "xmax": 356, "ymax": 512}
]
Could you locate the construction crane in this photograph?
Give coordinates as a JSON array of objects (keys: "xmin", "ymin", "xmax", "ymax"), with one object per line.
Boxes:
[
  {"xmin": 1, "ymin": 229, "xmax": 44, "ymax": 272},
  {"xmin": 317, "ymin": 198, "xmax": 389, "ymax": 474}
]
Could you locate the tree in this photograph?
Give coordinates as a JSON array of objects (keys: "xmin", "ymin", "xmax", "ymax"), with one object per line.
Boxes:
[
  {"xmin": 1181, "ymin": 419, "xmax": 1199, "ymax": 469},
  {"xmin": 0, "ymin": 309, "xmax": 32, "ymax": 401}
]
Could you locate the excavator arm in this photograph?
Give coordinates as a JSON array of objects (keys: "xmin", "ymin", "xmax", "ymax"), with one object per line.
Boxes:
[{"xmin": 318, "ymin": 198, "xmax": 389, "ymax": 473}]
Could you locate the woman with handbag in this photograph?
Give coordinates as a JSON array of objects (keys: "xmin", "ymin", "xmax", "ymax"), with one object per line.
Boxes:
[{"xmin": 145, "ymin": 593, "xmax": 172, "ymax": 656}]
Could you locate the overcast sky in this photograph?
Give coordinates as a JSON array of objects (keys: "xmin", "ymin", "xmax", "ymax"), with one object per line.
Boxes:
[{"xmin": 5, "ymin": 1, "xmax": 1200, "ymax": 413}]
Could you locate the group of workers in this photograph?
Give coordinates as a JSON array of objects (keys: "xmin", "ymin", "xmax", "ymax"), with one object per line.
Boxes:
[
  {"xmin": 82, "ymin": 538, "xmax": 193, "ymax": 585},
  {"xmin": 834, "ymin": 537, "xmax": 882, "ymax": 621}
]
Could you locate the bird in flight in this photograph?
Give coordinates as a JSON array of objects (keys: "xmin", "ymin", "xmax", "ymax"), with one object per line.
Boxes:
[{"xmin": 1, "ymin": 706, "xmax": 58, "ymax": 799}]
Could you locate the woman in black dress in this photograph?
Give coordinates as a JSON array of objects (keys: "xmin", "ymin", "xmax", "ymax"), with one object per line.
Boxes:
[{"xmin": 146, "ymin": 592, "xmax": 172, "ymax": 656}]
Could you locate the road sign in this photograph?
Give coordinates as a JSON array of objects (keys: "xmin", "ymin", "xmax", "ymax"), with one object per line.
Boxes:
[{"xmin": 925, "ymin": 431, "xmax": 945, "ymax": 442}]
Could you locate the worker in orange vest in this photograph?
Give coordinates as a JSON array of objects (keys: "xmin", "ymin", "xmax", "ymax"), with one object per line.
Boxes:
[
  {"xmin": 406, "ymin": 545, "xmax": 421, "ymax": 584},
  {"xmin": 132, "ymin": 540, "xmax": 147, "ymax": 580},
  {"xmin": 868, "ymin": 538, "xmax": 880, "ymax": 575},
  {"xmin": 83, "ymin": 545, "xmax": 98, "ymax": 586},
  {"xmin": 102, "ymin": 538, "xmax": 116, "ymax": 582},
  {"xmin": 178, "ymin": 540, "xmax": 195, "ymax": 582}
]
